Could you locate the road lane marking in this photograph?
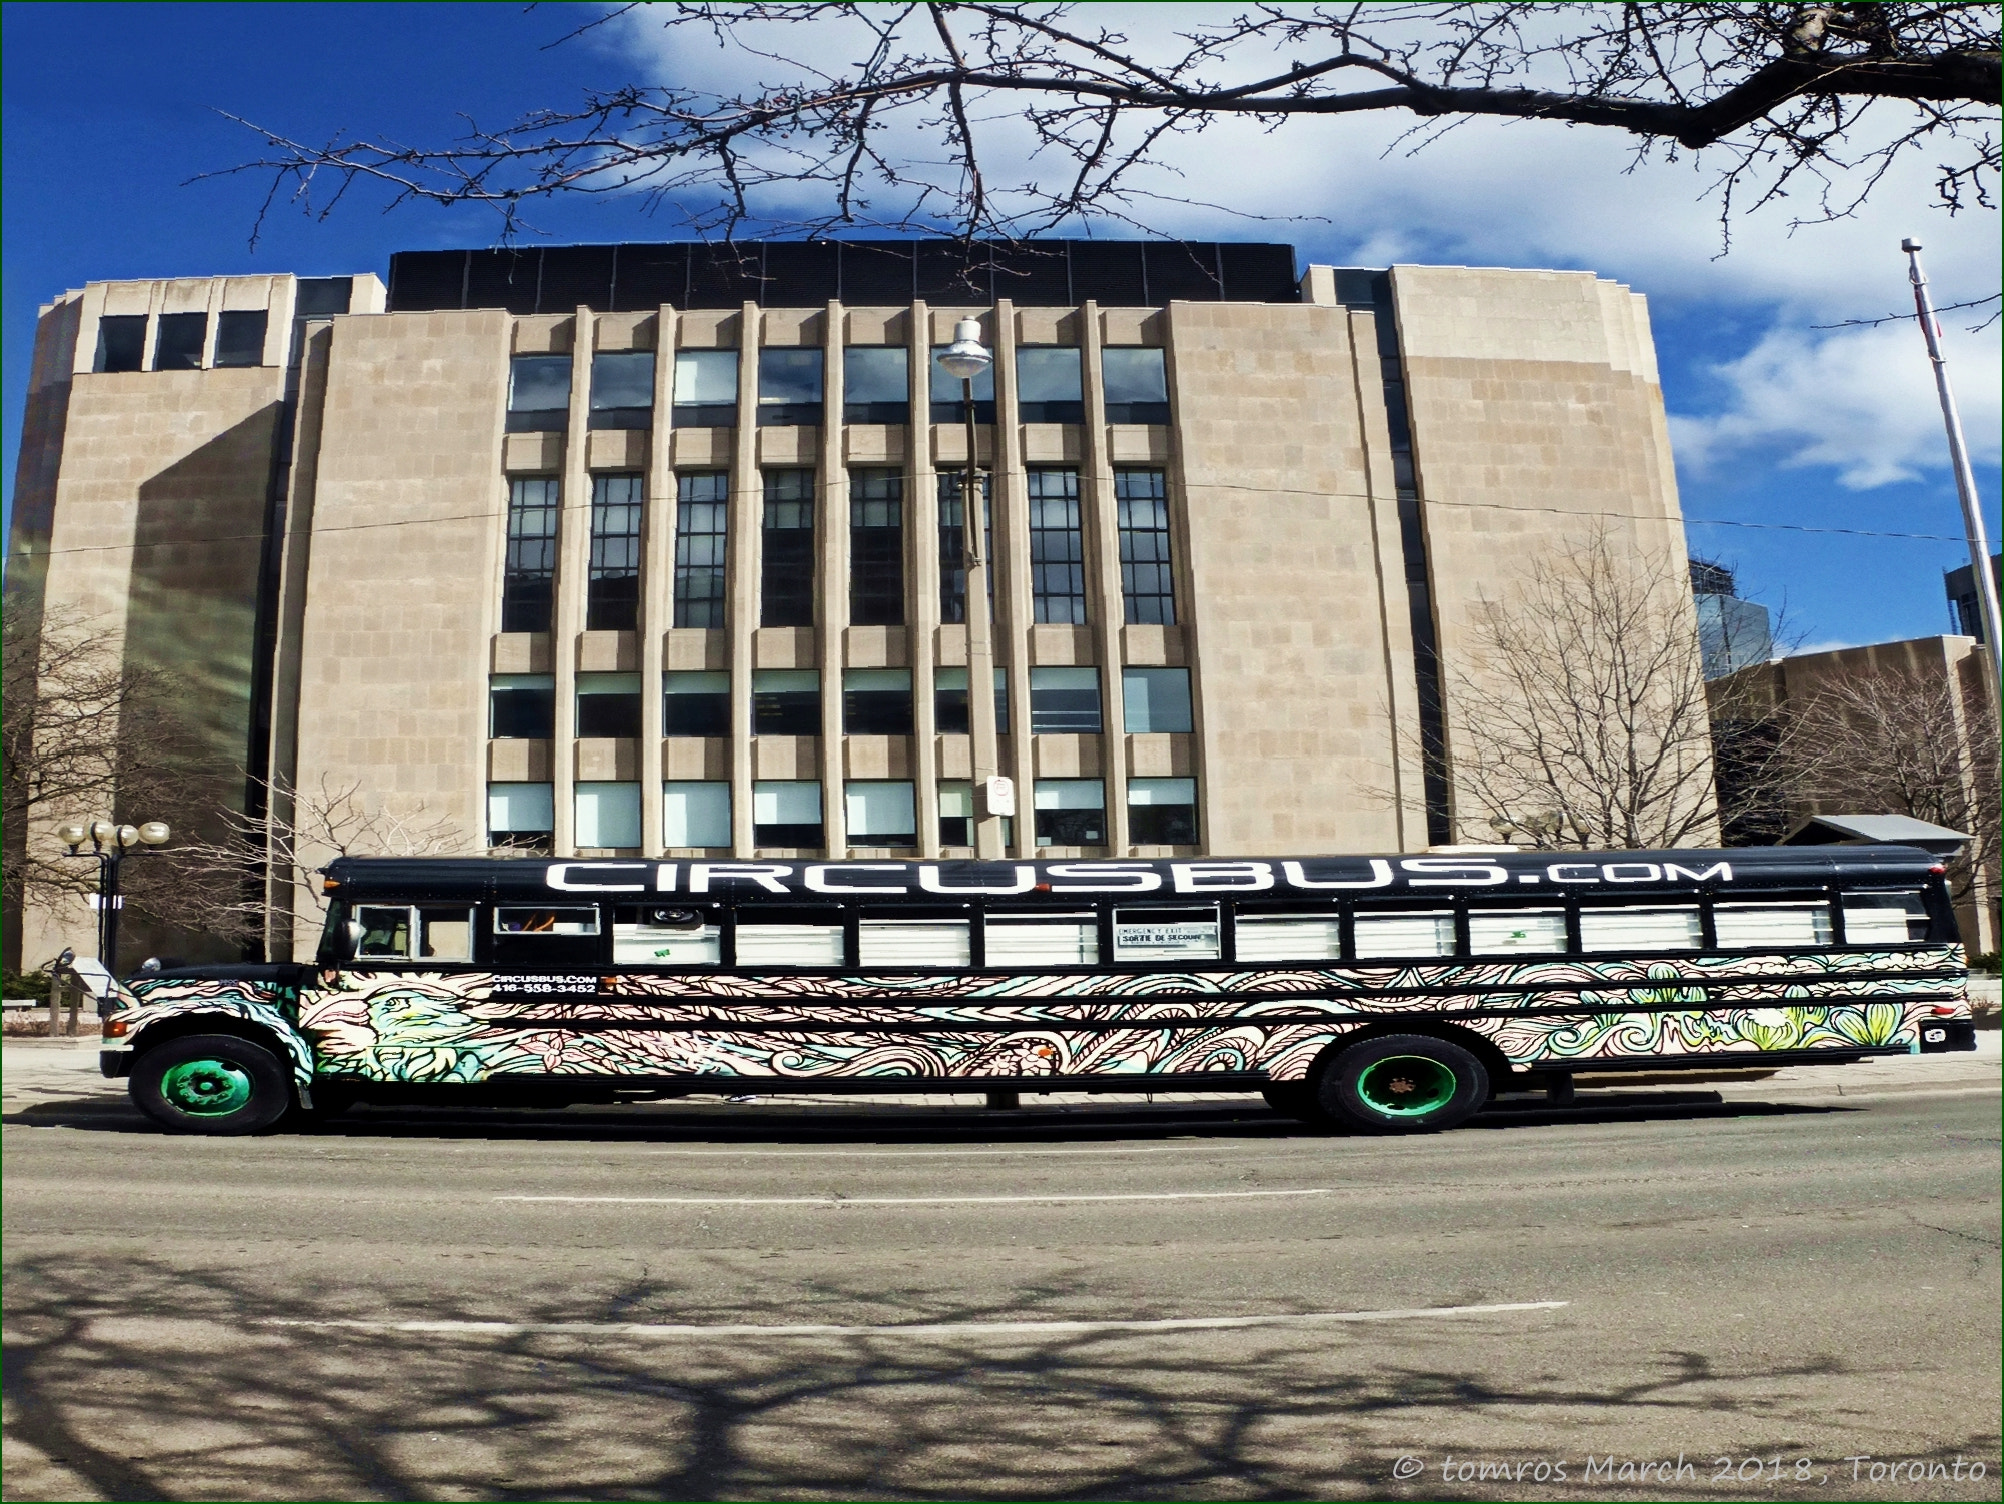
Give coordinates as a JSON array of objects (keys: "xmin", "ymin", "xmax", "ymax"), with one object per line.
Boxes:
[
  {"xmin": 494, "ymin": 1188, "xmax": 1334, "ymax": 1206},
  {"xmin": 255, "ymin": 1300, "xmax": 1568, "ymax": 1340}
]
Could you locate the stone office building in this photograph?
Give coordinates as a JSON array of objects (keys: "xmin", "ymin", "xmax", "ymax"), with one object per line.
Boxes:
[{"xmin": 7, "ymin": 238, "xmax": 1694, "ymax": 963}]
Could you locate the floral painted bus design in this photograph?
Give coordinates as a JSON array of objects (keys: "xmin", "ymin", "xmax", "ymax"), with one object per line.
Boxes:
[{"xmin": 101, "ymin": 848, "xmax": 1976, "ymax": 1135}]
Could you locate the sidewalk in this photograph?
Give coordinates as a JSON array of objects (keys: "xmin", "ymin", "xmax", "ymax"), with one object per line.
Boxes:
[{"xmin": 6, "ymin": 1032, "xmax": 1996, "ymax": 1119}]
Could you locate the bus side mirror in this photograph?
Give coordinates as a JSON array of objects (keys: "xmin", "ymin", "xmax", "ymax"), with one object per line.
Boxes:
[{"xmin": 339, "ymin": 920, "xmax": 364, "ymax": 961}]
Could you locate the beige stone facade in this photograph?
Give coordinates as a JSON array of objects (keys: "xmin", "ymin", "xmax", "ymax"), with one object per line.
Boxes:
[{"xmin": 6, "ymin": 245, "xmax": 1701, "ymax": 966}]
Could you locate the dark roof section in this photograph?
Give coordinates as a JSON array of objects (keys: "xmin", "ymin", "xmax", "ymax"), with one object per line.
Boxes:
[
  {"xmin": 322, "ymin": 847, "xmax": 1944, "ymax": 906},
  {"xmin": 385, "ymin": 240, "xmax": 1300, "ymax": 314}
]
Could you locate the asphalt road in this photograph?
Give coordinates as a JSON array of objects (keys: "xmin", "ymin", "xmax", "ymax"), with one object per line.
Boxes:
[{"xmin": 3, "ymin": 1042, "xmax": 1998, "ymax": 1502}]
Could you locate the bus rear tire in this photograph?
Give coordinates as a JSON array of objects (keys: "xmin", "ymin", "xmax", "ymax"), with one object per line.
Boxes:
[
  {"xmin": 131, "ymin": 1034, "xmax": 295, "ymax": 1136},
  {"xmin": 1319, "ymin": 1034, "xmax": 1488, "ymax": 1134}
]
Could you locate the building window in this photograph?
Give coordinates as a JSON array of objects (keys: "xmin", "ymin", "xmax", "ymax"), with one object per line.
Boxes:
[
  {"xmin": 153, "ymin": 312, "xmax": 207, "ymax": 371},
  {"xmin": 502, "ymin": 477, "xmax": 560, "ymax": 633},
  {"xmin": 758, "ymin": 348, "xmax": 823, "ymax": 426},
  {"xmin": 1034, "ymin": 779, "xmax": 1105, "ymax": 847},
  {"xmin": 488, "ymin": 781, "xmax": 554, "ymax": 854},
  {"xmin": 936, "ymin": 472, "xmax": 992, "ymax": 624},
  {"xmin": 95, "ymin": 315, "xmax": 148, "ymax": 373},
  {"xmin": 753, "ymin": 669, "xmax": 820, "ymax": 736},
  {"xmin": 213, "ymin": 311, "xmax": 268, "ymax": 368},
  {"xmin": 1115, "ymin": 470, "xmax": 1176, "ymax": 624},
  {"xmin": 929, "ymin": 344, "xmax": 996, "ymax": 424},
  {"xmin": 507, "ymin": 354, "xmax": 572, "ymax": 432},
  {"xmin": 1128, "ymin": 777, "xmax": 1198, "ymax": 845},
  {"xmin": 1122, "ymin": 666, "xmax": 1192, "ymax": 733},
  {"xmin": 850, "ymin": 470, "xmax": 904, "ymax": 626},
  {"xmin": 672, "ymin": 472, "xmax": 728, "ymax": 628},
  {"xmin": 1030, "ymin": 667, "xmax": 1101, "ymax": 734},
  {"xmin": 589, "ymin": 351, "xmax": 655, "ymax": 430},
  {"xmin": 1028, "ymin": 468, "xmax": 1087, "ymax": 623},
  {"xmin": 844, "ymin": 669, "xmax": 913, "ymax": 735},
  {"xmin": 845, "ymin": 781, "xmax": 917, "ymax": 847},
  {"xmin": 754, "ymin": 780, "xmax": 823, "ymax": 848},
  {"xmin": 1102, "ymin": 346, "xmax": 1170, "ymax": 424},
  {"xmin": 760, "ymin": 469, "xmax": 815, "ymax": 628},
  {"xmin": 672, "ymin": 349, "xmax": 738, "ymax": 428},
  {"xmin": 587, "ymin": 473, "xmax": 644, "ymax": 631},
  {"xmin": 664, "ymin": 781, "xmax": 731, "ymax": 849},
  {"xmin": 576, "ymin": 781, "xmax": 643, "ymax": 850},
  {"xmin": 664, "ymin": 671, "xmax": 730, "ymax": 736},
  {"xmin": 938, "ymin": 783, "xmax": 973, "ymax": 846},
  {"xmin": 489, "ymin": 674, "xmax": 555, "ymax": 739},
  {"xmin": 1016, "ymin": 346, "xmax": 1084, "ymax": 424},
  {"xmin": 844, "ymin": 346, "xmax": 909, "ymax": 425},
  {"xmin": 937, "ymin": 785, "xmax": 1011, "ymax": 850},
  {"xmin": 577, "ymin": 673, "xmax": 643, "ymax": 739},
  {"xmin": 934, "ymin": 667, "xmax": 1008, "ymax": 735}
]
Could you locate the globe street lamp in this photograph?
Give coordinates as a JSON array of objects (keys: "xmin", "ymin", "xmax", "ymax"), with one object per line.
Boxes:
[
  {"xmin": 55, "ymin": 817, "xmax": 169, "ymax": 976},
  {"xmin": 936, "ymin": 318, "xmax": 1008, "ymax": 860}
]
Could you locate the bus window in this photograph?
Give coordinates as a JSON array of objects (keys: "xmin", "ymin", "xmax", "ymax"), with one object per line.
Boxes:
[
  {"xmin": 1842, "ymin": 891, "xmax": 1930, "ymax": 944},
  {"xmin": 495, "ymin": 907, "xmax": 600, "ymax": 935},
  {"xmin": 1469, "ymin": 909, "xmax": 1566, "ymax": 955},
  {"xmin": 1579, "ymin": 906, "xmax": 1700, "ymax": 953},
  {"xmin": 355, "ymin": 906, "xmax": 411, "ymax": 958},
  {"xmin": 736, "ymin": 915, "xmax": 844, "ymax": 966},
  {"xmin": 614, "ymin": 906, "xmax": 722, "ymax": 965},
  {"xmin": 859, "ymin": 918, "xmax": 973, "ymax": 968},
  {"xmin": 1714, "ymin": 902, "xmax": 1832, "ymax": 950},
  {"xmin": 1113, "ymin": 907, "xmax": 1220, "ymax": 962},
  {"xmin": 985, "ymin": 914, "xmax": 1098, "ymax": 966},
  {"xmin": 1234, "ymin": 915, "xmax": 1342, "ymax": 961},
  {"xmin": 417, "ymin": 908, "xmax": 475, "ymax": 962},
  {"xmin": 1354, "ymin": 911, "xmax": 1454, "ymax": 958}
]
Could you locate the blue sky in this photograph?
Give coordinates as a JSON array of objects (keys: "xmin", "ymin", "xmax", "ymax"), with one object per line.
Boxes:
[{"xmin": 5, "ymin": 1, "xmax": 1998, "ymax": 651}]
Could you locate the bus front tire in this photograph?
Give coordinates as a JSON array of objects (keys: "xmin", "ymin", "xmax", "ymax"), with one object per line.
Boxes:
[
  {"xmin": 130, "ymin": 1034, "xmax": 295, "ymax": 1136},
  {"xmin": 1320, "ymin": 1034, "xmax": 1489, "ymax": 1134}
]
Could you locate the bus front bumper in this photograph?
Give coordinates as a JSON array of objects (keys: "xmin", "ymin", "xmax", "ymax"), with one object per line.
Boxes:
[
  {"xmin": 1918, "ymin": 1020, "xmax": 1978, "ymax": 1052},
  {"xmin": 101, "ymin": 1049, "xmax": 131, "ymax": 1078}
]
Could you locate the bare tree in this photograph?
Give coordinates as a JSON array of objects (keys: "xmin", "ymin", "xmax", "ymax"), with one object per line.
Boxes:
[
  {"xmin": 1, "ymin": 596, "xmax": 236, "ymax": 957},
  {"xmin": 223, "ymin": 4, "xmax": 1999, "ymax": 244},
  {"xmin": 164, "ymin": 774, "xmax": 477, "ymax": 960},
  {"xmin": 1766, "ymin": 663, "xmax": 2000, "ymax": 910},
  {"xmin": 1431, "ymin": 533, "xmax": 1751, "ymax": 851}
]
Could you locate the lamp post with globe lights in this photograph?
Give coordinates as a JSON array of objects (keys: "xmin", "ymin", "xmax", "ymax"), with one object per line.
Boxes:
[
  {"xmin": 936, "ymin": 318, "xmax": 1010, "ymax": 859},
  {"xmin": 54, "ymin": 817, "xmax": 170, "ymax": 976}
]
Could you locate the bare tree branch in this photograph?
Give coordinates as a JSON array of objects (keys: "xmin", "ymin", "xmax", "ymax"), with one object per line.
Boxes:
[{"xmin": 212, "ymin": 3, "xmax": 2000, "ymax": 246}]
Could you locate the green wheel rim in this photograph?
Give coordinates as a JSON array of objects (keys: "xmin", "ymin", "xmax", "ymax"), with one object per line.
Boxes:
[
  {"xmin": 159, "ymin": 1058, "xmax": 254, "ymax": 1117},
  {"xmin": 1356, "ymin": 1055, "xmax": 1458, "ymax": 1117}
]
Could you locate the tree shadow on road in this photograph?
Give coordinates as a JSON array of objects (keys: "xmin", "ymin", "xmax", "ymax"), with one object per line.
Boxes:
[{"xmin": 9, "ymin": 1251, "xmax": 1996, "ymax": 1503}]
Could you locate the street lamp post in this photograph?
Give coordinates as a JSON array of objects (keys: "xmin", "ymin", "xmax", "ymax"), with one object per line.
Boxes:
[
  {"xmin": 1901, "ymin": 238, "xmax": 2002, "ymax": 684},
  {"xmin": 54, "ymin": 817, "xmax": 170, "ymax": 977},
  {"xmin": 937, "ymin": 318, "xmax": 1008, "ymax": 860}
]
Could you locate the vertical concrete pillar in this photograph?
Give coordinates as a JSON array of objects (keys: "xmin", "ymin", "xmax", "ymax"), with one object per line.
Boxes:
[
  {"xmin": 907, "ymin": 302, "xmax": 941, "ymax": 859},
  {"xmin": 729, "ymin": 305, "xmax": 760, "ymax": 855},
  {"xmin": 639, "ymin": 305, "xmax": 679, "ymax": 858},
  {"xmin": 818, "ymin": 302, "xmax": 848, "ymax": 856},
  {"xmin": 991, "ymin": 301, "xmax": 1035, "ymax": 858},
  {"xmin": 551, "ymin": 310, "xmax": 593, "ymax": 854},
  {"xmin": 1077, "ymin": 301, "xmax": 1130, "ymax": 853}
]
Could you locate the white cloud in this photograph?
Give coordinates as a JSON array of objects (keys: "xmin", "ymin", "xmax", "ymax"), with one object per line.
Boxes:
[
  {"xmin": 602, "ymin": 5, "xmax": 2000, "ymax": 490},
  {"xmin": 602, "ymin": 3, "xmax": 1999, "ymax": 322},
  {"xmin": 1668, "ymin": 321, "xmax": 2002, "ymax": 489}
]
